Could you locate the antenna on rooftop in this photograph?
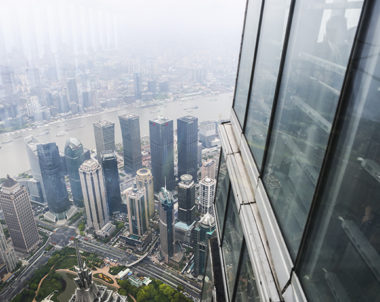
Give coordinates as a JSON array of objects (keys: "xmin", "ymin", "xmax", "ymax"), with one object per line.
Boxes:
[{"xmin": 164, "ymin": 177, "xmax": 167, "ymax": 191}]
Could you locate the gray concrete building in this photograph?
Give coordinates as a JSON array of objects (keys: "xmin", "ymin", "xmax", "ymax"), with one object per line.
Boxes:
[
  {"xmin": 158, "ymin": 187, "xmax": 174, "ymax": 263},
  {"xmin": 93, "ymin": 120, "xmax": 115, "ymax": 158}
]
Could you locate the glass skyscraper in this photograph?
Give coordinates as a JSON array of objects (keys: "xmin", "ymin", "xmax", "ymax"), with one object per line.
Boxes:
[
  {"xmin": 93, "ymin": 120, "xmax": 115, "ymax": 158},
  {"xmin": 158, "ymin": 187, "xmax": 174, "ymax": 263},
  {"xmin": 149, "ymin": 117, "xmax": 175, "ymax": 192},
  {"xmin": 64, "ymin": 138, "xmax": 86, "ymax": 207},
  {"xmin": 203, "ymin": 1, "xmax": 380, "ymax": 301},
  {"xmin": 177, "ymin": 115, "xmax": 198, "ymax": 181},
  {"xmin": 119, "ymin": 114, "xmax": 142, "ymax": 175},
  {"xmin": 37, "ymin": 142, "xmax": 70, "ymax": 215}
]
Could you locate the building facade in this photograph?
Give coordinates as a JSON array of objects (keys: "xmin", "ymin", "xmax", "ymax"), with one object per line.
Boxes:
[
  {"xmin": 64, "ymin": 138, "xmax": 86, "ymax": 207},
  {"xmin": 136, "ymin": 168, "xmax": 155, "ymax": 219},
  {"xmin": 119, "ymin": 114, "xmax": 142, "ymax": 174},
  {"xmin": 0, "ymin": 177, "xmax": 40, "ymax": 253},
  {"xmin": 93, "ymin": 120, "xmax": 115, "ymax": 158},
  {"xmin": 149, "ymin": 117, "xmax": 175, "ymax": 192},
  {"xmin": 37, "ymin": 142, "xmax": 70, "ymax": 215},
  {"xmin": 79, "ymin": 159, "xmax": 109, "ymax": 231},
  {"xmin": 177, "ymin": 174, "xmax": 196, "ymax": 225},
  {"xmin": 177, "ymin": 116, "xmax": 198, "ymax": 181},
  {"xmin": 0, "ymin": 223, "xmax": 17, "ymax": 272},
  {"xmin": 125, "ymin": 184, "xmax": 149, "ymax": 237},
  {"xmin": 199, "ymin": 177, "xmax": 216, "ymax": 216},
  {"xmin": 101, "ymin": 151, "xmax": 123, "ymax": 214},
  {"xmin": 158, "ymin": 187, "xmax": 174, "ymax": 263},
  {"xmin": 202, "ymin": 1, "xmax": 380, "ymax": 302},
  {"xmin": 201, "ymin": 159, "xmax": 216, "ymax": 180}
]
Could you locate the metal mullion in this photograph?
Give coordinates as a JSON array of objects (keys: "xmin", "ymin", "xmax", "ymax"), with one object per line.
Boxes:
[
  {"xmin": 232, "ymin": 0, "xmax": 250, "ymax": 111},
  {"xmin": 260, "ymin": 0, "xmax": 296, "ymax": 176},
  {"xmin": 213, "ymin": 148, "xmax": 224, "ymax": 206},
  {"xmin": 242, "ymin": 0, "xmax": 266, "ymax": 132},
  {"xmin": 219, "ymin": 184, "xmax": 232, "ymax": 246},
  {"xmin": 231, "ymin": 239, "xmax": 246, "ymax": 301},
  {"xmin": 292, "ymin": 0, "xmax": 371, "ymax": 273}
]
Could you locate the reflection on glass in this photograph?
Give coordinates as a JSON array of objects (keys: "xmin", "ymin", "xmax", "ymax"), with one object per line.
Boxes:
[
  {"xmin": 244, "ymin": 0, "xmax": 291, "ymax": 168},
  {"xmin": 233, "ymin": 0, "xmax": 263, "ymax": 126},
  {"xmin": 235, "ymin": 244, "xmax": 260, "ymax": 301},
  {"xmin": 201, "ymin": 247, "xmax": 213, "ymax": 302},
  {"xmin": 299, "ymin": 2, "xmax": 380, "ymax": 301},
  {"xmin": 222, "ymin": 192, "xmax": 243, "ymax": 300},
  {"xmin": 214, "ymin": 152, "xmax": 230, "ymax": 233},
  {"xmin": 263, "ymin": 0, "xmax": 363, "ymax": 257}
]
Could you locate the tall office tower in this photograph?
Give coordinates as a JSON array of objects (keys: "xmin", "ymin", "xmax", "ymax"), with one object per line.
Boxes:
[
  {"xmin": 177, "ymin": 174, "xmax": 196, "ymax": 225},
  {"xmin": 199, "ymin": 177, "xmax": 216, "ymax": 216},
  {"xmin": 149, "ymin": 117, "xmax": 175, "ymax": 192},
  {"xmin": 0, "ymin": 223, "xmax": 17, "ymax": 272},
  {"xmin": 202, "ymin": 1, "xmax": 380, "ymax": 301},
  {"xmin": 136, "ymin": 168, "xmax": 154, "ymax": 218},
  {"xmin": 191, "ymin": 213, "xmax": 215, "ymax": 277},
  {"xmin": 158, "ymin": 187, "xmax": 174, "ymax": 263},
  {"xmin": 201, "ymin": 159, "xmax": 216, "ymax": 179},
  {"xmin": 65, "ymin": 138, "xmax": 86, "ymax": 207},
  {"xmin": 93, "ymin": 120, "xmax": 115, "ymax": 158},
  {"xmin": 119, "ymin": 114, "xmax": 142, "ymax": 174},
  {"xmin": 125, "ymin": 184, "xmax": 149, "ymax": 236},
  {"xmin": 0, "ymin": 177, "xmax": 40, "ymax": 253},
  {"xmin": 198, "ymin": 142, "xmax": 203, "ymax": 168},
  {"xmin": 25, "ymin": 136, "xmax": 46, "ymax": 202},
  {"xmin": 37, "ymin": 143, "xmax": 70, "ymax": 215},
  {"xmin": 79, "ymin": 159, "xmax": 109, "ymax": 231},
  {"xmin": 101, "ymin": 151, "xmax": 123, "ymax": 213},
  {"xmin": 134, "ymin": 73, "xmax": 141, "ymax": 99},
  {"xmin": 177, "ymin": 116, "xmax": 198, "ymax": 181},
  {"xmin": 67, "ymin": 78, "xmax": 79, "ymax": 104}
]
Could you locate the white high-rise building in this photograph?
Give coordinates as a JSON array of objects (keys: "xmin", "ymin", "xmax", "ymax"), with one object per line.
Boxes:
[
  {"xmin": 199, "ymin": 177, "xmax": 216, "ymax": 216},
  {"xmin": 0, "ymin": 223, "xmax": 17, "ymax": 272},
  {"xmin": 136, "ymin": 168, "xmax": 154, "ymax": 218},
  {"xmin": 79, "ymin": 159, "xmax": 109, "ymax": 231},
  {"xmin": 201, "ymin": 159, "xmax": 216, "ymax": 179},
  {"xmin": 125, "ymin": 184, "xmax": 149, "ymax": 237}
]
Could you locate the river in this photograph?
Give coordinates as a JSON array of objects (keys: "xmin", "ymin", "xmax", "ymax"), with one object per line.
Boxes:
[{"xmin": 0, "ymin": 92, "xmax": 232, "ymax": 178}]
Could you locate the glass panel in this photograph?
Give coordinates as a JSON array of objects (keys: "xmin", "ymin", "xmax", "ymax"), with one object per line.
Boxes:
[
  {"xmin": 221, "ymin": 192, "xmax": 243, "ymax": 300},
  {"xmin": 201, "ymin": 247, "xmax": 213, "ymax": 302},
  {"xmin": 299, "ymin": 2, "xmax": 380, "ymax": 301},
  {"xmin": 233, "ymin": 0, "xmax": 263, "ymax": 126},
  {"xmin": 235, "ymin": 243, "xmax": 261, "ymax": 301},
  {"xmin": 244, "ymin": 0, "xmax": 291, "ymax": 168},
  {"xmin": 214, "ymin": 152, "xmax": 230, "ymax": 233},
  {"xmin": 263, "ymin": 0, "xmax": 363, "ymax": 258}
]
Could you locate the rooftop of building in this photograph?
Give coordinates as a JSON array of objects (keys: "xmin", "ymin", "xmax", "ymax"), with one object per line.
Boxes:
[
  {"xmin": 119, "ymin": 113, "xmax": 138, "ymax": 120},
  {"xmin": 200, "ymin": 212, "xmax": 216, "ymax": 227},
  {"xmin": 159, "ymin": 187, "xmax": 173, "ymax": 205},
  {"xmin": 79, "ymin": 159, "xmax": 101, "ymax": 172},
  {"xmin": 179, "ymin": 174, "xmax": 193, "ymax": 184},
  {"xmin": 200, "ymin": 177, "xmax": 216, "ymax": 184},
  {"xmin": 65, "ymin": 137, "xmax": 83, "ymax": 150},
  {"xmin": 93, "ymin": 120, "xmax": 114, "ymax": 128},
  {"xmin": 150, "ymin": 116, "xmax": 172, "ymax": 125},
  {"xmin": 1, "ymin": 176, "xmax": 18, "ymax": 188},
  {"xmin": 178, "ymin": 115, "xmax": 197, "ymax": 123},
  {"xmin": 136, "ymin": 168, "xmax": 151, "ymax": 176}
]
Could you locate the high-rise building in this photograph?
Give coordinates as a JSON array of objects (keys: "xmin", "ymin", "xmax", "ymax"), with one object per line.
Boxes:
[
  {"xmin": 64, "ymin": 138, "xmax": 86, "ymax": 207},
  {"xmin": 0, "ymin": 223, "xmax": 17, "ymax": 272},
  {"xmin": 177, "ymin": 116, "xmax": 198, "ymax": 181},
  {"xmin": 202, "ymin": 1, "xmax": 380, "ymax": 301},
  {"xmin": 37, "ymin": 143, "xmax": 70, "ymax": 215},
  {"xmin": 136, "ymin": 168, "xmax": 154, "ymax": 219},
  {"xmin": 158, "ymin": 187, "xmax": 174, "ymax": 263},
  {"xmin": 191, "ymin": 213, "xmax": 215, "ymax": 277},
  {"xmin": 149, "ymin": 117, "xmax": 175, "ymax": 192},
  {"xmin": 134, "ymin": 73, "xmax": 141, "ymax": 99},
  {"xmin": 125, "ymin": 184, "xmax": 149, "ymax": 236},
  {"xmin": 197, "ymin": 142, "xmax": 202, "ymax": 168},
  {"xmin": 199, "ymin": 177, "xmax": 216, "ymax": 216},
  {"xmin": 177, "ymin": 174, "xmax": 195, "ymax": 225},
  {"xmin": 93, "ymin": 120, "xmax": 115, "ymax": 158},
  {"xmin": 101, "ymin": 151, "xmax": 123, "ymax": 213},
  {"xmin": 79, "ymin": 159, "xmax": 109, "ymax": 231},
  {"xmin": 119, "ymin": 114, "xmax": 142, "ymax": 174},
  {"xmin": 0, "ymin": 177, "xmax": 40, "ymax": 253},
  {"xmin": 67, "ymin": 78, "xmax": 79, "ymax": 104},
  {"xmin": 201, "ymin": 159, "xmax": 216, "ymax": 179}
]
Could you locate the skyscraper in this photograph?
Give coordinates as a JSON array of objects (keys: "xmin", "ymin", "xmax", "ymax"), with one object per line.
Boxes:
[
  {"xmin": 64, "ymin": 138, "xmax": 86, "ymax": 207},
  {"xmin": 201, "ymin": 159, "xmax": 216, "ymax": 179},
  {"xmin": 0, "ymin": 177, "xmax": 40, "ymax": 253},
  {"xmin": 79, "ymin": 159, "xmax": 109, "ymax": 231},
  {"xmin": 177, "ymin": 116, "xmax": 198, "ymax": 181},
  {"xmin": 134, "ymin": 73, "xmax": 141, "ymax": 99},
  {"xmin": 67, "ymin": 78, "xmax": 79, "ymax": 104},
  {"xmin": 177, "ymin": 174, "xmax": 195, "ymax": 225},
  {"xmin": 199, "ymin": 177, "xmax": 216, "ymax": 216},
  {"xmin": 136, "ymin": 168, "xmax": 154, "ymax": 219},
  {"xmin": 93, "ymin": 120, "xmax": 115, "ymax": 158},
  {"xmin": 119, "ymin": 114, "xmax": 142, "ymax": 174},
  {"xmin": 37, "ymin": 143, "xmax": 70, "ymax": 215},
  {"xmin": 125, "ymin": 184, "xmax": 149, "ymax": 236},
  {"xmin": 158, "ymin": 187, "xmax": 174, "ymax": 263},
  {"xmin": 149, "ymin": 117, "xmax": 175, "ymax": 192},
  {"xmin": 0, "ymin": 223, "xmax": 17, "ymax": 272},
  {"xmin": 101, "ymin": 151, "xmax": 123, "ymax": 213},
  {"xmin": 203, "ymin": 1, "xmax": 380, "ymax": 301}
]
